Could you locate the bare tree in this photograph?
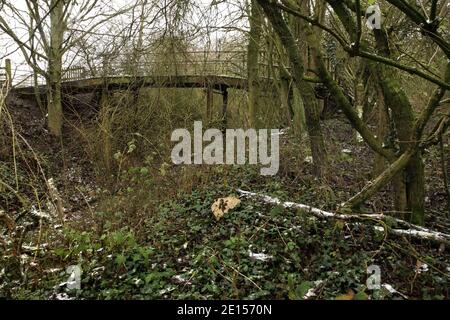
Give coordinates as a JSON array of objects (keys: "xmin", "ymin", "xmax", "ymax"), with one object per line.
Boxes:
[{"xmin": 0, "ymin": 0, "xmax": 132, "ymax": 136}]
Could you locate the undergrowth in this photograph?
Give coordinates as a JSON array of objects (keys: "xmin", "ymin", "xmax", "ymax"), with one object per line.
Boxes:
[
  {"xmin": 1, "ymin": 91, "xmax": 449, "ymax": 300},
  {"xmin": 3, "ymin": 164, "xmax": 450, "ymax": 300}
]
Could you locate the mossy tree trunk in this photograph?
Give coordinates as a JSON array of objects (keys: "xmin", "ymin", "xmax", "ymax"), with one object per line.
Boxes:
[
  {"xmin": 372, "ymin": 86, "xmax": 388, "ymax": 176},
  {"xmin": 372, "ymin": 29, "xmax": 425, "ymax": 224},
  {"xmin": 257, "ymin": 0, "xmax": 328, "ymax": 177},
  {"xmin": 247, "ymin": 0, "xmax": 263, "ymax": 127},
  {"xmin": 273, "ymin": 32, "xmax": 301, "ymax": 131},
  {"xmin": 322, "ymin": 0, "xmax": 430, "ymax": 224},
  {"xmin": 343, "ymin": 71, "xmax": 448, "ymax": 214}
]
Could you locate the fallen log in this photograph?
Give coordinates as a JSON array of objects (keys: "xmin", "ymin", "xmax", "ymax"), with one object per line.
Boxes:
[{"xmin": 237, "ymin": 189, "xmax": 450, "ymax": 245}]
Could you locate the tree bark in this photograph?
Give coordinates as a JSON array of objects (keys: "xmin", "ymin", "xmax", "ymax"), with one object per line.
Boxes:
[
  {"xmin": 373, "ymin": 29, "xmax": 425, "ymax": 224},
  {"xmin": 273, "ymin": 35, "xmax": 299, "ymax": 129},
  {"xmin": 372, "ymin": 87, "xmax": 389, "ymax": 176},
  {"xmin": 247, "ymin": 0, "xmax": 263, "ymax": 127},
  {"xmin": 47, "ymin": 0, "xmax": 65, "ymax": 137},
  {"xmin": 258, "ymin": 0, "xmax": 327, "ymax": 177}
]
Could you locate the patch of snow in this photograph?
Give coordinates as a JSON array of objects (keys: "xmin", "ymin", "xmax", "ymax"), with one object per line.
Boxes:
[
  {"xmin": 374, "ymin": 226, "xmax": 385, "ymax": 232},
  {"xmin": 45, "ymin": 268, "xmax": 62, "ymax": 274},
  {"xmin": 248, "ymin": 250, "xmax": 274, "ymax": 262},
  {"xmin": 54, "ymin": 293, "xmax": 73, "ymax": 300},
  {"xmin": 341, "ymin": 148, "xmax": 352, "ymax": 154},
  {"xmin": 31, "ymin": 206, "xmax": 52, "ymax": 221},
  {"xmin": 356, "ymin": 133, "xmax": 364, "ymax": 143},
  {"xmin": 172, "ymin": 274, "xmax": 192, "ymax": 285},
  {"xmin": 20, "ymin": 254, "xmax": 30, "ymax": 264},
  {"xmin": 133, "ymin": 278, "xmax": 144, "ymax": 286},
  {"xmin": 415, "ymin": 263, "xmax": 429, "ymax": 274},
  {"xmin": 90, "ymin": 266, "xmax": 105, "ymax": 277},
  {"xmin": 271, "ymin": 128, "xmax": 289, "ymax": 136},
  {"xmin": 159, "ymin": 286, "xmax": 176, "ymax": 295},
  {"xmin": 382, "ymin": 283, "xmax": 408, "ymax": 299},
  {"xmin": 303, "ymin": 280, "xmax": 324, "ymax": 299}
]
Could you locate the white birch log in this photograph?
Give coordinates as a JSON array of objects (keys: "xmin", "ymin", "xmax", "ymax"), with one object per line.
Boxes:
[{"xmin": 237, "ymin": 189, "xmax": 450, "ymax": 245}]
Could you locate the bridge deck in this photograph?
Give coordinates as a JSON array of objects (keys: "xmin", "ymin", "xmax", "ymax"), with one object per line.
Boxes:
[{"xmin": 12, "ymin": 74, "xmax": 249, "ymax": 96}]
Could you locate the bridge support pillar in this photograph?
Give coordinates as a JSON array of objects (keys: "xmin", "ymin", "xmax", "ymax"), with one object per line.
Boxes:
[
  {"xmin": 99, "ymin": 86, "xmax": 112, "ymax": 173},
  {"xmin": 5, "ymin": 59, "xmax": 11, "ymax": 88},
  {"xmin": 206, "ymin": 85, "xmax": 214, "ymax": 122},
  {"xmin": 221, "ymin": 86, "xmax": 228, "ymax": 132}
]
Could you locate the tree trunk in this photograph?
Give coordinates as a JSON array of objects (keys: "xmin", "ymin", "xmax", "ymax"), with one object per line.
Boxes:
[
  {"xmin": 247, "ymin": 0, "xmax": 263, "ymax": 127},
  {"xmin": 47, "ymin": 78, "xmax": 63, "ymax": 137},
  {"xmin": 258, "ymin": 0, "xmax": 327, "ymax": 177},
  {"xmin": 47, "ymin": 0, "xmax": 64, "ymax": 137},
  {"xmin": 371, "ymin": 85, "xmax": 407, "ymax": 214},
  {"xmin": 343, "ymin": 64, "xmax": 449, "ymax": 215},
  {"xmin": 279, "ymin": 76, "xmax": 293, "ymax": 126},
  {"xmin": 373, "ymin": 29, "xmax": 425, "ymax": 224},
  {"xmin": 291, "ymin": 85, "xmax": 306, "ymax": 135},
  {"xmin": 273, "ymin": 35, "xmax": 298, "ymax": 129},
  {"xmin": 372, "ymin": 87, "xmax": 389, "ymax": 176}
]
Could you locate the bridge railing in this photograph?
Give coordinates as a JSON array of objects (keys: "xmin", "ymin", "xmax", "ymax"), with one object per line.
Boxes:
[
  {"xmin": 62, "ymin": 66, "xmax": 88, "ymax": 81},
  {"xmin": 94, "ymin": 50, "xmax": 249, "ymax": 79}
]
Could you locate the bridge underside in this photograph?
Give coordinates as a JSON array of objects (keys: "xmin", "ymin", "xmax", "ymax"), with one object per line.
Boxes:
[{"xmin": 12, "ymin": 75, "xmax": 251, "ymax": 96}]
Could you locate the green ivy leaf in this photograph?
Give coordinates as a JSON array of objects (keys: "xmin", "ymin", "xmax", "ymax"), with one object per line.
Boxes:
[
  {"xmin": 295, "ymin": 281, "xmax": 313, "ymax": 299},
  {"xmin": 115, "ymin": 254, "xmax": 126, "ymax": 266},
  {"xmin": 354, "ymin": 291, "xmax": 369, "ymax": 300}
]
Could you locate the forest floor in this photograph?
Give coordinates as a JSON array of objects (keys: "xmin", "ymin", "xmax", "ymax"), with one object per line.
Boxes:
[{"xmin": 1, "ymin": 94, "xmax": 449, "ymax": 300}]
